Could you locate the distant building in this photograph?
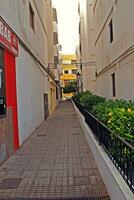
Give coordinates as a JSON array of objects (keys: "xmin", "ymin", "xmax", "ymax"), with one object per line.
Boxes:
[
  {"xmin": 77, "ymin": 0, "xmax": 96, "ymax": 92},
  {"xmin": 60, "ymin": 54, "xmax": 77, "ymax": 99}
]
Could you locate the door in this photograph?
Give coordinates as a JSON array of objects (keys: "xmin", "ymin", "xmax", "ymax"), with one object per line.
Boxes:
[
  {"xmin": 5, "ymin": 50, "xmax": 19, "ymax": 150},
  {"xmin": 43, "ymin": 93, "xmax": 49, "ymax": 119}
]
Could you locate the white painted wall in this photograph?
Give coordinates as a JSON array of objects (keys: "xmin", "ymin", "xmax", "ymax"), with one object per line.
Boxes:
[
  {"xmin": 94, "ymin": 0, "xmax": 134, "ymax": 99},
  {"xmin": 16, "ymin": 45, "xmax": 48, "ymax": 145},
  {"xmin": 0, "ymin": 0, "xmax": 49, "ymax": 144},
  {"xmin": 95, "ymin": 0, "xmax": 134, "ymax": 72},
  {"xmin": 0, "ymin": 0, "xmax": 48, "ymax": 66},
  {"xmin": 96, "ymin": 53, "xmax": 134, "ymax": 100},
  {"xmin": 79, "ymin": 0, "xmax": 96, "ymax": 92}
]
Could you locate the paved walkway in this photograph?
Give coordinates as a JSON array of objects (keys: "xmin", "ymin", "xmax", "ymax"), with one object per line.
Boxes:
[{"xmin": 0, "ymin": 102, "xmax": 109, "ymax": 199}]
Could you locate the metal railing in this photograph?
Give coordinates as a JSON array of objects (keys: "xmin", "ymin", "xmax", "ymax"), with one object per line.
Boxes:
[
  {"xmin": 73, "ymin": 99, "xmax": 86, "ymax": 116},
  {"xmin": 73, "ymin": 99, "xmax": 134, "ymax": 193}
]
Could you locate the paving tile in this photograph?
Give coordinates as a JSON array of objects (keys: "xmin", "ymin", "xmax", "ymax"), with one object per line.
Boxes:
[
  {"xmin": 0, "ymin": 178, "xmax": 22, "ymax": 189},
  {"xmin": 0, "ymin": 101, "xmax": 109, "ymax": 199}
]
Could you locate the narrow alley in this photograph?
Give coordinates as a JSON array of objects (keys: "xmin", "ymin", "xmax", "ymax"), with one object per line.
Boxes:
[{"xmin": 0, "ymin": 102, "xmax": 109, "ymax": 199}]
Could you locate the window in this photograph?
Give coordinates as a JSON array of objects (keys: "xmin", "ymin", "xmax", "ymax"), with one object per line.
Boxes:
[
  {"xmin": 72, "ymin": 69, "xmax": 77, "ymax": 74},
  {"xmin": 109, "ymin": 19, "xmax": 113, "ymax": 43},
  {"xmin": 80, "ymin": 63, "xmax": 82, "ymax": 70},
  {"xmin": 0, "ymin": 48, "xmax": 6, "ymax": 116},
  {"xmin": 79, "ymin": 42, "xmax": 82, "ymax": 53},
  {"xmin": 111, "ymin": 73, "xmax": 116, "ymax": 97},
  {"xmin": 71, "ymin": 60, "xmax": 76, "ymax": 64},
  {"xmin": 56, "ymin": 87, "xmax": 58, "ymax": 99},
  {"xmin": 79, "ymin": 22, "xmax": 81, "ymax": 34},
  {"xmin": 53, "ymin": 32, "xmax": 58, "ymax": 45},
  {"xmin": 54, "ymin": 56, "xmax": 59, "ymax": 64},
  {"xmin": 64, "ymin": 70, "xmax": 69, "ymax": 74},
  {"xmin": 78, "ymin": 3, "xmax": 80, "ymax": 14},
  {"xmin": 53, "ymin": 8, "xmax": 58, "ymax": 22},
  {"xmin": 29, "ymin": 3, "xmax": 35, "ymax": 31}
]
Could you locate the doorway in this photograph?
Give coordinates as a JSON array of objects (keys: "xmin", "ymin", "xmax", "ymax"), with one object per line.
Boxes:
[{"xmin": 43, "ymin": 93, "xmax": 49, "ymax": 120}]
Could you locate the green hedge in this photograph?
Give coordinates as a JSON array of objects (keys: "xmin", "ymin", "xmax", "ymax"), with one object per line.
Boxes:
[
  {"xmin": 73, "ymin": 91, "xmax": 134, "ymax": 143},
  {"xmin": 63, "ymin": 81, "xmax": 77, "ymax": 94}
]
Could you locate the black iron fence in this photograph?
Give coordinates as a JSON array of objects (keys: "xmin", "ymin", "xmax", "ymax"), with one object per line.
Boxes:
[{"xmin": 73, "ymin": 99, "xmax": 134, "ymax": 193}]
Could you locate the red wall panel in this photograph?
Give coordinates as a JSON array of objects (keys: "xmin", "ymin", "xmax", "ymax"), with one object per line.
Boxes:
[{"xmin": 4, "ymin": 51, "xmax": 19, "ymax": 150}]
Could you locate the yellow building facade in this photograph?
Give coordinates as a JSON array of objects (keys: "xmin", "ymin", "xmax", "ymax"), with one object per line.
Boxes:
[{"xmin": 60, "ymin": 55, "xmax": 77, "ymax": 99}]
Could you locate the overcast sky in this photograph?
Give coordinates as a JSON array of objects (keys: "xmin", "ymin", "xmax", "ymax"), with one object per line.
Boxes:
[{"xmin": 52, "ymin": 0, "xmax": 79, "ymax": 54}]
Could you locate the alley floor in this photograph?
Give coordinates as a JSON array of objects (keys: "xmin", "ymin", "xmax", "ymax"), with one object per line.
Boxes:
[{"xmin": 0, "ymin": 101, "xmax": 109, "ymax": 199}]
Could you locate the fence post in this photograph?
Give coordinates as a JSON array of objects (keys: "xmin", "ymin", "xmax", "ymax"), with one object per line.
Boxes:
[
  {"xmin": 84, "ymin": 109, "xmax": 85, "ymax": 119},
  {"xmin": 84, "ymin": 109, "xmax": 86, "ymax": 124},
  {"xmin": 98, "ymin": 121, "xmax": 101, "ymax": 145},
  {"xmin": 129, "ymin": 149, "xmax": 133, "ymax": 191}
]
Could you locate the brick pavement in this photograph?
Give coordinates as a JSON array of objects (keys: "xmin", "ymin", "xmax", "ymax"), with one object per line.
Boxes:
[{"xmin": 0, "ymin": 101, "xmax": 109, "ymax": 199}]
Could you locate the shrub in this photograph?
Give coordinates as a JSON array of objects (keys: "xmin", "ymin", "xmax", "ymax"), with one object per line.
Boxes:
[
  {"xmin": 63, "ymin": 81, "xmax": 77, "ymax": 93},
  {"xmin": 107, "ymin": 107, "xmax": 134, "ymax": 142},
  {"xmin": 74, "ymin": 91, "xmax": 134, "ymax": 143},
  {"xmin": 79, "ymin": 93, "xmax": 105, "ymax": 112},
  {"xmin": 92, "ymin": 99, "xmax": 134, "ymax": 143},
  {"xmin": 73, "ymin": 90, "xmax": 92, "ymax": 101}
]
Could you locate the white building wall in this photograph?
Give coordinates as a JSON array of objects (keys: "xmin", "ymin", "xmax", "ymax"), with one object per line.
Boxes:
[
  {"xmin": 16, "ymin": 45, "xmax": 48, "ymax": 144},
  {"xmin": 79, "ymin": 0, "xmax": 96, "ymax": 92},
  {"xmin": 96, "ymin": 53, "xmax": 134, "ymax": 100},
  {"xmin": 0, "ymin": 0, "xmax": 49, "ymax": 144},
  {"xmin": 78, "ymin": 0, "xmax": 134, "ymax": 100},
  {"xmin": 0, "ymin": 0, "xmax": 48, "ymax": 66},
  {"xmin": 116, "ymin": 58, "xmax": 134, "ymax": 100},
  {"xmin": 94, "ymin": 0, "xmax": 134, "ymax": 100},
  {"xmin": 96, "ymin": 66, "xmax": 115, "ymax": 98}
]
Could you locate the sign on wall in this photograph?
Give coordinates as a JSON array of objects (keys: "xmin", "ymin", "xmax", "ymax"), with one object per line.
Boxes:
[{"xmin": 0, "ymin": 17, "xmax": 18, "ymax": 56}]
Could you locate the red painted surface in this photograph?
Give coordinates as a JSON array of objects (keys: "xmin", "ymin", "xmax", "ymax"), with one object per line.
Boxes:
[
  {"xmin": 4, "ymin": 50, "xmax": 19, "ymax": 150},
  {"xmin": 0, "ymin": 17, "xmax": 18, "ymax": 56}
]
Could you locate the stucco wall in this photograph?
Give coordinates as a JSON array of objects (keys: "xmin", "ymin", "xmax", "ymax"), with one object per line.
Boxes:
[
  {"xmin": 79, "ymin": 0, "xmax": 96, "ymax": 92},
  {"xmin": 94, "ymin": 0, "xmax": 134, "ymax": 72},
  {"xmin": 46, "ymin": 0, "xmax": 54, "ymax": 65},
  {"xmin": 94, "ymin": 0, "xmax": 134, "ymax": 99},
  {"xmin": 96, "ymin": 52, "xmax": 134, "ymax": 100},
  {"xmin": 0, "ymin": 0, "xmax": 49, "ymax": 145},
  {"xmin": 16, "ymin": 45, "xmax": 48, "ymax": 145},
  {"xmin": 0, "ymin": 0, "xmax": 48, "ymax": 66}
]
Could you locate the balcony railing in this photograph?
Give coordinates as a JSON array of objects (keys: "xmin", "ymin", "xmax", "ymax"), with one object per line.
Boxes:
[{"xmin": 73, "ymin": 99, "xmax": 134, "ymax": 193}]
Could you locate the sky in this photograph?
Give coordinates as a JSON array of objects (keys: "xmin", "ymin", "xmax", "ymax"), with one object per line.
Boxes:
[{"xmin": 52, "ymin": 0, "xmax": 79, "ymax": 54}]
